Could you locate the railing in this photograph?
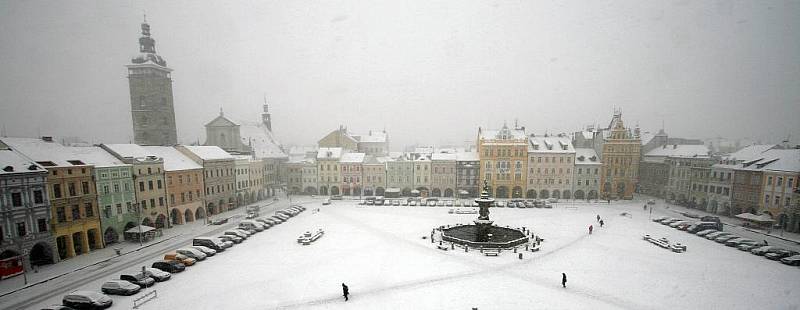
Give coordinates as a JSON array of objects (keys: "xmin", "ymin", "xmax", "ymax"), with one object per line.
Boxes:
[{"xmin": 133, "ymin": 289, "xmax": 157, "ymax": 309}]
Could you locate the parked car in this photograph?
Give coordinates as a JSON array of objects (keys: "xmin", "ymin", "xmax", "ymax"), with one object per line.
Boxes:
[
  {"xmin": 225, "ymin": 230, "xmax": 248, "ymax": 239},
  {"xmin": 143, "ymin": 267, "xmax": 171, "ymax": 282},
  {"xmin": 725, "ymin": 238, "xmax": 756, "ymax": 247},
  {"xmin": 164, "ymin": 252, "xmax": 196, "ymax": 266},
  {"xmin": 218, "ymin": 234, "xmax": 243, "ymax": 244},
  {"xmin": 193, "ymin": 237, "xmax": 227, "ymax": 252},
  {"xmin": 660, "ymin": 218, "xmax": 680, "ymax": 225},
  {"xmin": 177, "ymin": 248, "xmax": 207, "ymax": 261},
  {"xmin": 62, "ymin": 291, "xmax": 112, "ymax": 309},
  {"xmin": 239, "ymin": 220, "xmax": 265, "ymax": 232},
  {"xmin": 497, "ymin": 201, "xmax": 506, "ymax": 208},
  {"xmin": 688, "ymin": 222, "xmax": 722, "ymax": 233},
  {"xmin": 652, "ymin": 216, "xmax": 669, "ymax": 223},
  {"xmin": 695, "ymin": 229, "xmax": 718, "ymax": 237},
  {"xmin": 737, "ymin": 242, "xmax": 764, "ymax": 251},
  {"xmin": 393, "ymin": 200, "xmax": 401, "ymax": 206},
  {"xmin": 669, "ymin": 220, "xmax": 690, "ymax": 228},
  {"xmin": 704, "ymin": 232, "xmax": 731, "ymax": 240},
  {"xmin": 765, "ymin": 249, "xmax": 798, "ymax": 260},
  {"xmin": 676, "ymin": 222, "xmax": 693, "ymax": 231},
  {"xmin": 120, "ymin": 272, "xmax": 155, "ymax": 288},
  {"xmin": 151, "ymin": 260, "xmax": 185, "ymax": 273},
  {"xmin": 322, "ymin": 199, "xmax": 331, "ymax": 205},
  {"xmin": 780, "ymin": 254, "xmax": 800, "ymax": 266},
  {"xmin": 331, "ymin": 195, "xmax": 343, "ymax": 200},
  {"xmin": 101, "ymin": 280, "xmax": 141, "ymax": 295},
  {"xmin": 751, "ymin": 246, "xmax": 778, "ymax": 256},
  {"xmin": 409, "ymin": 200, "xmax": 417, "ymax": 206},
  {"xmin": 647, "ymin": 199, "xmax": 656, "ymax": 205},
  {"xmin": 547, "ymin": 198, "xmax": 559, "ymax": 203},
  {"xmin": 713, "ymin": 234, "xmax": 740, "ymax": 243}
]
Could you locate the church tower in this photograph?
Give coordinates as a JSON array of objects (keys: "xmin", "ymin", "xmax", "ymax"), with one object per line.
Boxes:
[{"xmin": 126, "ymin": 19, "xmax": 178, "ymax": 146}]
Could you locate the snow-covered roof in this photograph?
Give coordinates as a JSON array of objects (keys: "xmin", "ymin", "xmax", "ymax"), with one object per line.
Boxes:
[
  {"xmin": 456, "ymin": 152, "xmax": 479, "ymax": 161},
  {"xmin": 574, "ymin": 148, "xmax": 601, "ymax": 165},
  {"xmin": 64, "ymin": 146, "xmax": 127, "ymax": 168},
  {"xmin": 340, "ymin": 153, "xmax": 366, "ymax": 163},
  {"xmin": 0, "ymin": 137, "xmax": 84, "ymax": 167},
  {"xmin": 727, "ymin": 144, "xmax": 776, "ymax": 161},
  {"xmin": 528, "ymin": 136, "xmax": 575, "ymax": 153},
  {"xmin": 431, "ymin": 153, "xmax": 457, "ymax": 161},
  {"xmin": 102, "ymin": 144, "xmax": 152, "ymax": 159},
  {"xmin": 317, "ymin": 147, "xmax": 343, "ymax": 160},
  {"xmin": 353, "ymin": 131, "xmax": 387, "ymax": 143},
  {"xmin": 288, "ymin": 146, "xmax": 318, "ymax": 156},
  {"xmin": 738, "ymin": 149, "xmax": 800, "ymax": 173},
  {"xmin": 239, "ymin": 122, "xmax": 287, "ymax": 159},
  {"xmin": 0, "ymin": 148, "xmax": 45, "ymax": 175},
  {"xmin": 181, "ymin": 145, "xmax": 234, "ymax": 161},
  {"xmin": 644, "ymin": 145, "xmax": 710, "ymax": 159},
  {"xmin": 141, "ymin": 146, "xmax": 202, "ymax": 171}
]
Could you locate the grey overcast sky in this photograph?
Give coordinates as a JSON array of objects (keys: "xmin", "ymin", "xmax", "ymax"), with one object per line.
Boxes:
[{"xmin": 0, "ymin": 0, "xmax": 798, "ymax": 149}]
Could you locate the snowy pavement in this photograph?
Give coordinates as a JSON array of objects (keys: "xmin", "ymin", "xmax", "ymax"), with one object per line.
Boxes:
[{"xmin": 12, "ymin": 199, "xmax": 800, "ymax": 310}]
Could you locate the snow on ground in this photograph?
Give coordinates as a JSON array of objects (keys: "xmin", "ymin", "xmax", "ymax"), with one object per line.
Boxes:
[{"xmin": 24, "ymin": 200, "xmax": 800, "ymax": 310}]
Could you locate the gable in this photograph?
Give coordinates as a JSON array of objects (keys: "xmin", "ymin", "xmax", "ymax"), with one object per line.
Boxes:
[{"xmin": 205, "ymin": 115, "xmax": 239, "ymax": 127}]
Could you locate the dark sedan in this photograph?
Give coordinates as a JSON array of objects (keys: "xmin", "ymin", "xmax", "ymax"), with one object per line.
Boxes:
[
  {"xmin": 764, "ymin": 249, "xmax": 798, "ymax": 260},
  {"xmin": 152, "ymin": 260, "xmax": 186, "ymax": 273}
]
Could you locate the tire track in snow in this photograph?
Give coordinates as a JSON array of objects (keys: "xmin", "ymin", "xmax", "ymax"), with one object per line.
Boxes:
[{"xmin": 271, "ymin": 207, "xmax": 652, "ymax": 310}]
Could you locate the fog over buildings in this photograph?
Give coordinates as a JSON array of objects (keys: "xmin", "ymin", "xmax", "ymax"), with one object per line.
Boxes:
[{"xmin": 0, "ymin": 0, "xmax": 798, "ymax": 149}]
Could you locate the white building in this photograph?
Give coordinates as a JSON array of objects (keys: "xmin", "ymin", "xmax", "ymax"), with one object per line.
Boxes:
[
  {"xmin": 526, "ymin": 135, "xmax": 576, "ymax": 199},
  {"xmin": 573, "ymin": 148, "xmax": 601, "ymax": 200}
]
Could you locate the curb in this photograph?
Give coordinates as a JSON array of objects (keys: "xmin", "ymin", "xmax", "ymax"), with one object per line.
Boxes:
[{"xmin": 0, "ymin": 234, "xmax": 182, "ymax": 299}]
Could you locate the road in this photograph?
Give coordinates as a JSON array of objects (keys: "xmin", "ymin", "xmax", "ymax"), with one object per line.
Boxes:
[{"xmin": 0, "ymin": 198, "xmax": 298, "ymax": 310}]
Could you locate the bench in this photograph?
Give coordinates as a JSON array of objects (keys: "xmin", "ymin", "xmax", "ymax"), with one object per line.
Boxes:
[
  {"xmin": 437, "ymin": 245, "xmax": 449, "ymax": 251},
  {"xmin": 530, "ymin": 246, "xmax": 540, "ymax": 252},
  {"xmin": 483, "ymin": 249, "xmax": 500, "ymax": 256}
]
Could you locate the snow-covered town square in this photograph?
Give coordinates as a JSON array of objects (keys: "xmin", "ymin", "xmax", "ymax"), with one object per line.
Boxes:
[
  {"xmin": 4, "ymin": 195, "xmax": 798, "ymax": 310},
  {"xmin": 2, "ymin": 1, "xmax": 799, "ymax": 309}
]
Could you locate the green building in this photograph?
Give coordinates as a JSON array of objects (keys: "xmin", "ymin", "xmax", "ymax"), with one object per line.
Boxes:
[{"xmin": 69, "ymin": 146, "xmax": 138, "ymax": 245}]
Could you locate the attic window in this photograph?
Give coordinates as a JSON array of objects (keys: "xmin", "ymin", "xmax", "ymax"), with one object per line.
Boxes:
[
  {"xmin": 589, "ymin": 156, "xmax": 597, "ymax": 162},
  {"xmin": 67, "ymin": 160, "xmax": 85, "ymax": 165},
  {"xmin": 37, "ymin": 161, "xmax": 56, "ymax": 167},
  {"xmin": 2, "ymin": 166, "xmax": 12, "ymax": 172},
  {"xmin": 28, "ymin": 164, "xmax": 38, "ymax": 170},
  {"xmin": 577, "ymin": 155, "xmax": 585, "ymax": 161}
]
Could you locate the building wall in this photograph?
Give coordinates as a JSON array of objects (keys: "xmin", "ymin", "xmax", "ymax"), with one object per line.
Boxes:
[
  {"xmin": 526, "ymin": 152, "xmax": 575, "ymax": 199},
  {"xmin": 573, "ymin": 163, "xmax": 601, "ymax": 200},
  {"xmin": 0, "ymin": 169, "xmax": 55, "ymax": 267},
  {"xmin": 456, "ymin": 160, "xmax": 479, "ymax": 198},
  {"xmin": 130, "ymin": 160, "xmax": 169, "ymax": 229},
  {"xmin": 638, "ymin": 161, "xmax": 669, "ymax": 198},
  {"xmin": 317, "ymin": 159, "xmax": 340, "ymax": 196},
  {"xmin": 707, "ymin": 166, "xmax": 734, "ymax": 215},
  {"xmin": 761, "ymin": 171, "xmax": 798, "ymax": 219},
  {"xmin": 413, "ymin": 159, "xmax": 432, "ymax": 194},
  {"xmin": 47, "ymin": 166, "xmax": 103, "ymax": 260},
  {"xmin": 263, "ymin": 158, "xmax": 279, "ymax": 197},
  {"xmin": 478, "ymin": 138, "xmax": 528, "ymax": 199},
  {"xmin": 341, "ymin": 162, "xmax": 363, "ymax": 196},
  {"xmin": 689, "ymin": 166, "xmax": 711, "ymax": 210},
  {"xmin": 200, "ymin": 160, "xmax": 236, "ymax": 215},
  {"xmin": 318, "ymin": 129, "xmax": 358, "ymax": 151},
  {"xmin": 386, "ymin": 160, "xmax": 413, "ymax": 195},
  {"xmin": 301, "ymin": 162, "xmax": 318, "ymax": 195},
  {"xmin": 363, "ymin": 163, "xmax": 386, "ymax": 196},
  {"xmin": 165, "ymin": 169, "xmax": 205, "ymax": 225},
  {"xmin": 431, "ymin": 160, "xmax": 456, "ymax": 197},
  {"xmin": 286, "ymin": 162, "xmax": 304, "ymax": 195},
  {"xmin": 600, "ymin": 139, "xmax": 640, "ymax": 200},
  {"xmin": 95, "ymin": 165, "xmax": 137, "ymax": 246},
  {"xmin": 732, "ymin": 169, "xmax": 763, "ymax": 215}
]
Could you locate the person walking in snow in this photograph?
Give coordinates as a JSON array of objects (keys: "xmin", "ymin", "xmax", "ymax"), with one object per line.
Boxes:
[
  {"xmin": 589, "ymin": 225, "xmax": 593, "ymax": 234},
  {"xmin": 600, "ymin": 219, "xmax": 604, "ymax": 228},
  {"xmin": 342, "ymin": 283, "xmax": 349, "ymax": 301},
  {"xmin": 596, "ymin": 214, "xmax": 600, "ymax": 222},
  {"xmin": 562, "ymin": 273, "xmax": 567, "ymax": 288}
]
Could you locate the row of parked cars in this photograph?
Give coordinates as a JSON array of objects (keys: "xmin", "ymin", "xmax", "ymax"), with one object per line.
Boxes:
[
  {"xmin": 652, "ymin": 216, "xmax": 800, "ymax": 267},
  {"xmin": 50, "ymin": 205, "xmax": 307, "ymax": 310},
  {"xmin": 358, "ymin": 198, "xmax": 556, "ymax": 208}
]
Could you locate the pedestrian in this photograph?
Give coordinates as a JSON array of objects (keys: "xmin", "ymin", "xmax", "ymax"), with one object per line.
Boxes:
[
  {"xmin": 342, "ymin": 283, "xmax": 349, "ymax": 301},
  {"xmin": 763, "ymin": 240, "xmax": 768, "ymax": 246},
  {"xmin": 589, "ymin": 225, "xmax": 593, "ymax": 235},
  {"xmin": 562, "ymin": 273, "xmax": 567, "ymax": 288},
  {"xmin": 596, "ymin": 214, "xmax": 600, "ymax": 222},
  {"xmin": 643, "ymin": 204, "xmax": 647, "ymax": 210},
  {"xmin": 600, "ymin": 219, "xmax": 604, "ymax": 228}
]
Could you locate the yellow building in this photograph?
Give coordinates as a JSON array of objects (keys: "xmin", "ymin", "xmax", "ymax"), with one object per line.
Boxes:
[
  {"xmin": 478, "ymin": 124, "xmax": 528, "ymax": 198},
  {"xmin": 599, "ymin": 113, "xmax": 641, "ymax": 200}
]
